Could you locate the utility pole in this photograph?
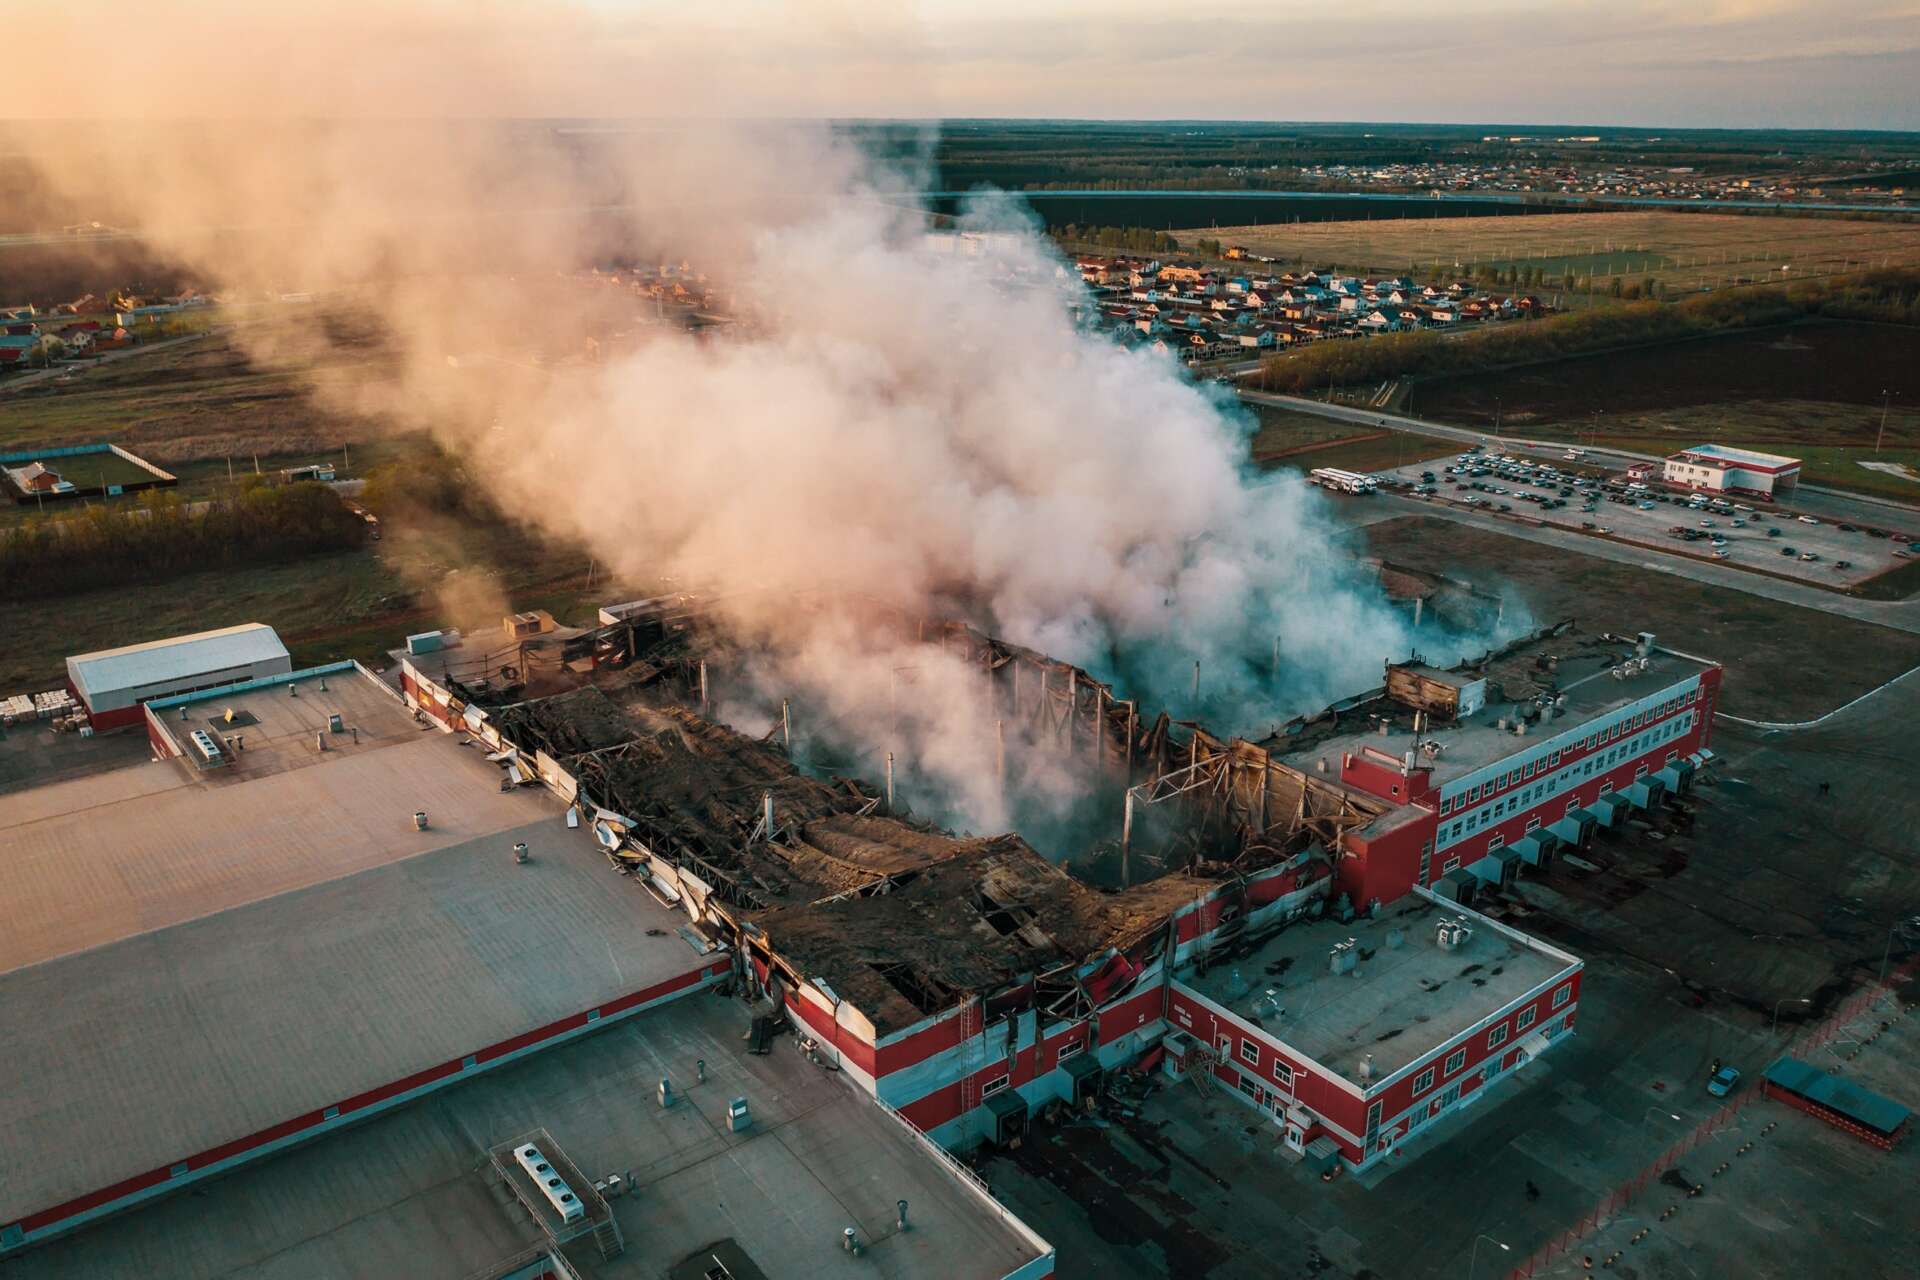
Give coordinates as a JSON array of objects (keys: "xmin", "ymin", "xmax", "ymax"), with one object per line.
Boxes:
[{"xmin": 1877, "ymin": 389, "xmax": 1892, "ymax": 453}]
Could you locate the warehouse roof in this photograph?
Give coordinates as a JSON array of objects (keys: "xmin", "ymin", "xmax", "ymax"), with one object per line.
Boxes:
[
  {"xmin": 0, "ymin": 807, "xmax": 717, "ymax": 1229},
  {"xmin": 0, "ymin": 690, "xmax": 734, "ymax": 1236},
  {"xmin": 66, "ymin": 623, "xmax": 289, "ymax": 700},
  {"xmin": 1177, "ymin": 893, "xmax": 1578, "ymax": 1086},
  {"xmin": 13, "ymin": 994, "xmax": 1052, "ymax": 1280}
]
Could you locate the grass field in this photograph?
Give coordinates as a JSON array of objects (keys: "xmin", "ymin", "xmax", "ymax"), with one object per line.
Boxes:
[
  {"xmin": 1249, "ymin": 404, "xmax": 1457, "ymax": 474},
  {"xmin": 1410, "ymin": 320, "xmax": 1920, "ymax": 499},
  {"xmin": 1206, "ymin": 210, "xmax": 1920, "ymax": 300},
  {"xmin": 0, "ymin": 512, "xmax": 622, "ymax": 694},
  {"xmin": 0, "ymin": 324, "xmax": 388, "ymax": 463}
]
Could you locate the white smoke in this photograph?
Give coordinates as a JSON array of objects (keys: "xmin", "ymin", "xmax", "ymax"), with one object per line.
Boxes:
[{"xmin": 8, "ymin": 6, "xmax": 1523, "ymax": 844}]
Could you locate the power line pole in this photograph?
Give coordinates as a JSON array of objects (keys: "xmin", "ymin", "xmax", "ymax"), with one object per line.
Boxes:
[{"xmin": 1877, "ymin": 389, "xmax": 1892, "ymax": 453}]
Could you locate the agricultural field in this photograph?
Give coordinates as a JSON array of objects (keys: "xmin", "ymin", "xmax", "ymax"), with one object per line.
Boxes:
[
  {"xmin": 1411, "ymin": 320, "xmax": 1920, "ymax": 498},
  {"xmin": 0, "ymin": 515, "xmax": 615, "ymax": 694},
  {"xmin": 0, "ymin": 320, "xmax": 390, "ymax": 463},
  {"xmin": 1206, "ymin": 209, "xmax": 1920, "ymax": 299}
]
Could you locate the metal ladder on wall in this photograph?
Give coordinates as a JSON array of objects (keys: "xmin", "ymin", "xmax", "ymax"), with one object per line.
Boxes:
[{"xmin": 956, "ymin": 997, "xmax": 985, "ymax": 1127}]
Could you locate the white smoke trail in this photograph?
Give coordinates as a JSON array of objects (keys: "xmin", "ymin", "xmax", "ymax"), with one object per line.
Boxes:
[{"xmin": 7, "ymin": 5, "xmax": 1526, "ymax": 844}]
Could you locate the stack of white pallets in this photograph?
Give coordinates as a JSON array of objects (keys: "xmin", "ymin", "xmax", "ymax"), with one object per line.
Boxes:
[
  {"xmin": 32, "ymin": 689, "xmax": 75, "ymax": 720},
  {"xmin": 0, "ymin": 693, "xmax": 37, "ymax": 726}
]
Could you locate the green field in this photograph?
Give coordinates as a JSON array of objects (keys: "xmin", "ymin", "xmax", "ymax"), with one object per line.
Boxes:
[{"xmin": 0, "ymin": 516, "xmax": 619, "ymax": 693}]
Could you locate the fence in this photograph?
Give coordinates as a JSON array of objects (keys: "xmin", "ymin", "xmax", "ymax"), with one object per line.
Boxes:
[
  {"xmin": 870, "ymin": 1095, "xmax": 1056, "ymax": 1262},
  {"xmin": 1504, "ymin": 956, "xmax": 1916, "ymax": 1278}
]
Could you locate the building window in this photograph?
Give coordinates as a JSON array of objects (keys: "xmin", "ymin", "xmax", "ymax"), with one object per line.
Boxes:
[
  {"xmin": 1488, "ymin": 1023, "xmax": 1509, "ymax": 1050},
  {"xmin": 1443, "ymin": 856, "xmax": 1460, "ymax": 873},
  {"xmin": 1552, "ymin": 984, "xmax": 1572, "ymax": 1009},
  {"xmin": 1057, "ymin": 1039, "xmax": 1084, "ymax": 1063},
  {"xmin": 1487, "ymin": 834, "xmax": 1504, "ymax": 852},
  {"xmin": 1599, "ymin": 781, "xmax": 1614, "ymax": 795},
  {"xmin": 982, "ymin": 1075, "xmax": 1010, "ymax": 1098},
  {"xmin": 1523, "ymin": 760, "xmax": 1535, "ymax": 779},
  {"xmin": 1566, "ymin": 799, "xmax": 1579, "ymax": 816},
  {"xmin": 1525, "ymin": 816, "xmax": 1541, "ymax": 833},
  {"xmin": 1273, "ymin": 1060, "xmax": 1293, "ymax": 1087},
  {"xmin": 1413, "ymin": 1066, "xmax": 1436, "ymax": 1095},
  {"xmin": 1239, "ymin": 1039, "xmax": 1260, "ymax": 1066},
  {"xmin": 1469, "ymin": 785, "xmax": 1481, "ymax": 802},
  {"xmin": 1444, "ymin": 1047, "xmax": 1467, "ymax": 1075},
  {"xmin": 1517, "ymin": 1006, "xmax": 1537, "ymax": 1031},
  {"xmin": 1636, "ymin": 764, "xmax": 1649, "ymax": 779},
  {"xmin": 1238, "ymin": 1076, "xmax": 1261, "ymax": 1103},
  {"xmin": 1548, "ymin": 750, "xmax": 1560, "ymax": 767}
]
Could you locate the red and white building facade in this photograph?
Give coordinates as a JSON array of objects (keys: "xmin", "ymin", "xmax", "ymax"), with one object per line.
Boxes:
[
  {"xmin": 393, "ymin": 631, "xmax": 1718, "ymax": 1177},
  {"xmin": 1662, "ymin": 444, "xmax": 1801, "ymax": 501}
]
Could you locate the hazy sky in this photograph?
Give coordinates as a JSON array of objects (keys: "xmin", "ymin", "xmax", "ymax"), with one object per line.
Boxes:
[{"xmin": 5, "ymin": 0, "xmax": 1917, "ymax": 129}]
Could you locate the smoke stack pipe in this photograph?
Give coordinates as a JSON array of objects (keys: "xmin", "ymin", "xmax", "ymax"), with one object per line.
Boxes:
[
  {"xmin": 1121, "ymin": 789, "xmax": 1134, "ymax": 888},
  {"xmin": 698, "ymin": 660, "xmax": 709, "ymax": 712},
  {"xmin": 781, "ymin": 698, "xmax": 791, "ymax": 751},
  {"xmin": 885, "ymin": 751, "xmax": 895, "ymax": 809}
]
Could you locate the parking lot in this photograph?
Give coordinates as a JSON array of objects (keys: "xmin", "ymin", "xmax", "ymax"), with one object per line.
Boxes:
[{"xmin": 1371, "ymin": 446, "xmax": 1918, "ymax": 591}]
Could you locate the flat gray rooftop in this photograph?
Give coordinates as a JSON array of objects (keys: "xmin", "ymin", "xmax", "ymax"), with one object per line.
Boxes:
[
  {"xmin": 0, "ymin": 801, "xmax": 716, "ymax": 1225},
  {"xmin": 1281, "ymin": 646, "xmax": 1714, "ymax": 789},
  {"xmin": 159, "ymin": 666, "xmax": 421, "ymax": 783},
  {"xmin": 12, "ymin": 992, "xmax": 1051, "ymax": 1280},
  {"xmin": 1178, "ymin": 896, "xmax": 1576, "ymax": 1084},
  {"xmin": 0, "ymin": 716, "xmax": 556, "ymax": 974}
]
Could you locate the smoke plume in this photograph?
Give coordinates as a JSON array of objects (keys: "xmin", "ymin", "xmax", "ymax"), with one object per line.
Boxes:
[{"xmin": 7, "ymin": 3, "xmax": 1522, "ymax": 843}]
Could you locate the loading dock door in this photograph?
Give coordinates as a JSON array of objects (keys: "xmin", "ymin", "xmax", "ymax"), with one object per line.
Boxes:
[{"xmin": 984, "ymin": 1088, "xmax": 1029, "ymax": 1147}]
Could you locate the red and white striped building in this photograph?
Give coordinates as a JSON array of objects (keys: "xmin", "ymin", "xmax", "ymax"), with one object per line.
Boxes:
[{"xmin": 392, "ymin": 620, "xmax": 1718, "ymax": 1177}]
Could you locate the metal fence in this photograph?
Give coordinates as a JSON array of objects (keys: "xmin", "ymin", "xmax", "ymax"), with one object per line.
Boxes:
[{"xmin": 1504, "ymin": 957, "xmax": 1914, "ymax": 1278}]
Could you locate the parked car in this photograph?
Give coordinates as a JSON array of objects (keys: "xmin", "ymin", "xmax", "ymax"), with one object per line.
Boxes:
[
  {"xmin": 1800, "ymin": 552, "xmax": 1819, "ymax": 562},
  {"xmin": 1781, "ymin": 546, "xmax": 1797, "ymax": 556},
  {"xmin": 1708, "ymin": 1065, "xmax": 1742, "ymax": 1098},
  {"xmin": 1835, "ymin": 560, "xmax": 1852, "ymax": 570},
  {"xmin": 1798, "ymin": 515, "xmax": 1820, "ymax": 525},
  {"xmin": 1766, "ymin": 527, "xmax": 1782, "ymax": 538},
  {"xmin": 1838, "ymin": 523, "xmax": 1857, "ymax": 532}
]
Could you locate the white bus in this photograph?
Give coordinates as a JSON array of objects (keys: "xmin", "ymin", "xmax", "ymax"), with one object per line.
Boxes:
[{"xmin": 1309, "ymin": 467, "xmax": 1379, "ymax": 495}]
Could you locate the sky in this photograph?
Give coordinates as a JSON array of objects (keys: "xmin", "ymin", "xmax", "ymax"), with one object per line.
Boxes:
[{"xmin": 3, "ymin": 0, "xmax": 1917, "ymax": 130}]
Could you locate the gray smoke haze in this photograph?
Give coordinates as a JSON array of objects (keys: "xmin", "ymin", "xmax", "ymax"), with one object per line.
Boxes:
[{"xmin": 8, "ymin": 3, "xmax": 1526, "ymax": 840}]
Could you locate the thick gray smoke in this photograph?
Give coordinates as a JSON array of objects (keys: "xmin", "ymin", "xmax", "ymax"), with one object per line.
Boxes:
[{"xmin": 8, "ymin": 4, "xmax": 1525, "ymax": 842}]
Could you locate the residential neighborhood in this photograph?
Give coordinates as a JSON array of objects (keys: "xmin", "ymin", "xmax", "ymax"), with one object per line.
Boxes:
[{"xmin": 1072, "ymin": 253, "xmax": 1549, "ymax": 364}]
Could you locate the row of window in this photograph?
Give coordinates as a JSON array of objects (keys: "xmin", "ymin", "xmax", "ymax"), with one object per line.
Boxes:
[
  {"xmin": 1440, "ymin": 682, "xmax": 1702, "ymax": 817},
  {"xmin": 1438, "ymin": 710, "xmax": 1694, "ymax": 851},
  {"xmin": 1410, "ymin": 984, "xmax": 1572, "ymax": 1099}
]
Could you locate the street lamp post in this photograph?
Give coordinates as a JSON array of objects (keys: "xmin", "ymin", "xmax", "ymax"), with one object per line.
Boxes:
[
  {"xmin": 1468, "ymin": 1233, "xmax": 1510, "ymax": 1280},
  {"xmin": 1877, "ymin": 390, "xmax": 1892, "ymax": 453},
  {"xmin": 1773, "ymin": 997, "xmax": 1811, "ymax": 1034},
  {"xmin": 1881, "ymin": 915, "xmax": 1920, "ymax": 985}
]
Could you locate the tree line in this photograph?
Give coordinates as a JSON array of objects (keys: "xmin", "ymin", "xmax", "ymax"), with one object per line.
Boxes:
[
  {"xmin": 1255, "ymin": 267, "xmax": 1920, "ymax": 394},
  {"xmin": 0, "ymin": 481, "xmax": 368, "ymax": 598}
]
